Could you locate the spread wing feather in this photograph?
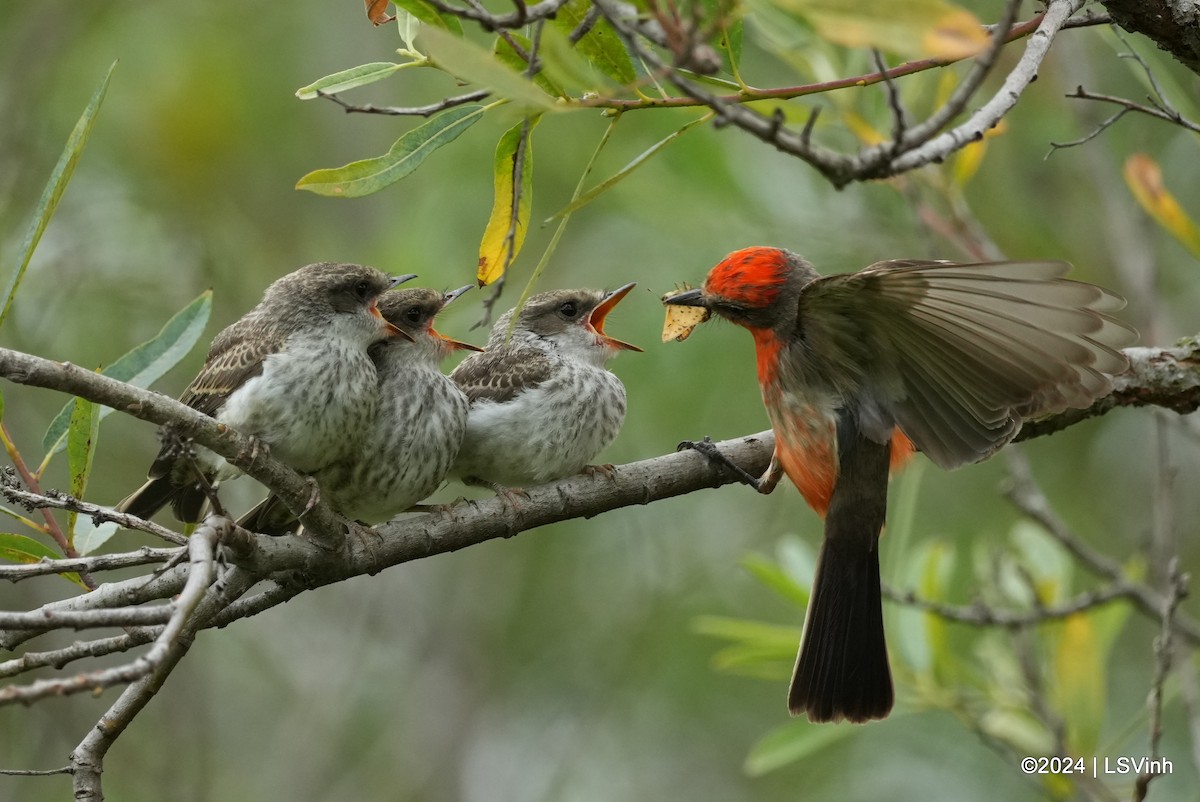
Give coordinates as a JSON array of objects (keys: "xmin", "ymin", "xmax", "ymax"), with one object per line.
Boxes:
[{"xmin": 797, "ymin": 261, "xmax": 1137, "ymax": 470}]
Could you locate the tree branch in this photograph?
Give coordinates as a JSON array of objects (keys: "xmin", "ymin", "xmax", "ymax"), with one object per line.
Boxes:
[{"xmin": 0, "ymin": 347, "xmax": 351, "ymax": 548}]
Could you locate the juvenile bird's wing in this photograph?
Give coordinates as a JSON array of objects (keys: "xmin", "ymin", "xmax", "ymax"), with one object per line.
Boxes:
[
  {"xmin": 178, "ymin": 315, "xmax": 284, "ymax": 417},
  {"xmin": 792, "ymin": 260, "xmax": 1137, "ymax": 470},
  {"xmin": 450, "ymin": 346, "xmax": 558, "ymax": 405}
]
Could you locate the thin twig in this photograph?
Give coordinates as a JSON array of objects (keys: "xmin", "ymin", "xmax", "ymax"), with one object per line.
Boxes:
[
  {"xmin": 1134, "ymin": 559, "xmax": 1188, "ymax": 802},
  {"xmin": 0, "ymin": 545, "xmax": 180, "ymax": 582},
  {"xmin": 0, "ymin": 477, "xmax": 186, "ymax": 546},
  {"xmin": 1003, "ymin": 450, "xmax": 1200, "ymax": 648},
  {"xmin": 883, "ymin": 582, "xmax": 1134, "ymax": 627},
  {"xmin": 0, "ymin": 631, "xmax": 156, "ymax": 679},
  {"xmin": 317, "ymin": 88, "xmax": 490, "ymax": 118}
]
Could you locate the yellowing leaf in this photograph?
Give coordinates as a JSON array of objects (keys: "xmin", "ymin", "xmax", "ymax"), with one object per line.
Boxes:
[
  {"xmin": 477, "ymin": 118, "xmax": 539, "ymax": 286},
  {"xmin": 1124, "ymin": 153, "xmax": 1200, "ymax": 259},
  {"xmin": 922, "ymin": 7, "xmax": 990, "ymax": 60},
  {"xmin": 842, "ymin": 110, "xmax": 886, "ymax": 146},
  {"xmin": 951, "ymin": 118, "xmax": 1007, "ymax": 185},
  {"xmin": 1052, "ymin": 613, "xmax": 1104, "ymax": 754},
  {"xmin": 773, "ymin": 0, "xmax": 988, "ymax": 61},
  {"xmin": 0, "ymin": 533, "xmax": 85, "ymax": 588}
]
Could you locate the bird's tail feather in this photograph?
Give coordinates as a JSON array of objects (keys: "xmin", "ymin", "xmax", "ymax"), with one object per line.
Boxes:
[{"xmin": 787, "ymin": 411, "xmax": 894, "ymax": 723}]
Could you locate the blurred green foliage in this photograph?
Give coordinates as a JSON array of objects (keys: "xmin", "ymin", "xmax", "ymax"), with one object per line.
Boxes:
[{"xmin": 2, "ymin": 2, "xmax": 1199, "ymax": 800}]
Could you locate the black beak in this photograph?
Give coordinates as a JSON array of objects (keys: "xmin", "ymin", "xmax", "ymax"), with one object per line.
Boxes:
[
  {"xmin": 664, "ymin": 287, "xmax": 708, "ymax": 308},
  {"xmin": 443, "ymin": 284, "xmax": 474, "ymax": 305}
]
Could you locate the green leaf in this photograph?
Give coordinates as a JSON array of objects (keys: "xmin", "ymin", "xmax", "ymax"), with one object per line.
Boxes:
[
  {"xmin": 477, "ymin": 118, "xmax": 539, "ymax": 286},
  {"xmin": 546, "ymin": 114, "xmax": 710, "ymax": 220},
  {"xmin": 42, "ymin": 290, "xmax": 213, "ymax": 459},
  {"xmin": 0, "ymin": 503, "xmax": 43, "ymax": 532},
  {"xmin": 420, "ymin": 26, "xmax": 559, "ymax": 112},
  {"xmin": 495, "ymin": 35, "xmax": 566, "ymax": 99},
  {"xmin": 396, "ymin": 10, "xmax": 421, "ymax": 50},
  {"xmin": 744, "ymin": 718, "xmax": 857, "ymax": 776},
  {"xmin": 1, "ymin": 61, "xmax": 116, "ymax": 331},
  {"xmin": 551, "ymin": 0, "xmax": 636, "ymax": 85},
  {"xmin": 297, "ymin": 105, "xmax": 485, "ymax": 197},
  {"xmin": 741, "ymin": 552, "xmax": 809, "ymax": 607},
  {"xmin": 74, "ymin": 519, "xmax": 120, "ymax": 556},
  {"xmin": 395, "ymin": 0, "xmax": 464, "ymax": 36},
  {"xmin": 692, "ymin": 614, "xmax": 800, "ymax": 648},
  {"xmin": 296, "ymin": 63, "xmax": 406, "ymax": 100},
  {"xmin": 719, "ymin": 19, "xmax": 744, "ymax": 73},
  {"xmin": 66, "ymin": 397, "xmax": 100, "ymax": 541},
  {"xmin": 0, "ymin": 533, "xmax": 85, "ymax": 588}
]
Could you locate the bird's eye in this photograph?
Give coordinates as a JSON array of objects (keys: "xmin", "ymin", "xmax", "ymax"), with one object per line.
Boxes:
[
  {"xmin": 404, "ymin": 307, "xmax": 423, "ymax": 324},
  {"xmin": 353, "ymin": 280, "xmax": 373, "ymax": 301},
  {"xmin": 558, "ymin": 301, "xmax": 578, "ymax": 318}
]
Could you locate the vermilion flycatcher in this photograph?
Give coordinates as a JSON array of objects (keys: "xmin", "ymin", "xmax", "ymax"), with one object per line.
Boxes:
[
  {"xmin": 666, "ymin": 247, "xmax": 1136, "ymax": 723},
  {"xmin": 450, "ymin": 284, "xmax": 641, "ymax": 489},
  {"xmin": 239, "ymin": 285, "xmax": 480, "ymax": 535},
  {"xmin": 117, "ymin": 263, "xmax": 412, "ymax": 522}
]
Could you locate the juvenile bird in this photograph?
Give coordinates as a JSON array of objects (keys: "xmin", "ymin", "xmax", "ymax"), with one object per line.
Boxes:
[
  {"xmin": 666, "ymin": 247, "xmax": 1136, "ymax": 723},
  {"xmin": 239, "ymin": 285, "xmax": 480, "ymax": 535},
  {"xmin": 450, "ymin": 284, "xmax": 641, "ymax": 490},
  {"xmin": 117, "ymin": 263, "xmax": 411, "ymax": 522}
]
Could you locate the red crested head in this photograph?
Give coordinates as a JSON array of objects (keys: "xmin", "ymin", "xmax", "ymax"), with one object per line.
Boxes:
[{"xmin": 703, "ymin": 247, "xmax": 792, "ymax": 309}]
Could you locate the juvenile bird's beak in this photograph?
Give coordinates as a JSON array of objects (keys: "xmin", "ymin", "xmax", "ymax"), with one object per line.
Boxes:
[
  {"xmin": 433, "ymin": 284, "xmax": 484, "ymax": 351},
  {"xmin": 376, "ymin": 310, "xmax": 414, "ymax": 342},
  {"xmin": 663, "ymin": 287, "xmax": 708, "ymax": 308},
  {"xmin": 372, "ymin": 274, "xmax": 420, "ymax": 340},
  {"xmin": 588, "ymin": 282, "xmax": 643, "ymax": 352}
]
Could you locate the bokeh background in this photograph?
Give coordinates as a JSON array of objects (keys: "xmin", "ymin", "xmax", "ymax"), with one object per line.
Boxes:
[{"xmin": 2, "ymin": 2, "xmax": 1199, "ymax": 800}]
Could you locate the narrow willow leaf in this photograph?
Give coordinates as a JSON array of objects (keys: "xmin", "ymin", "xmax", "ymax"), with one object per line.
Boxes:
[
  {"xmin": 0, "ymin": 533, "xmax": 85, "ymax": 588},
  {"xmin": 745, "ymin": 719, "xmax": 857, "ymax": 776},
  {"xmin": 478, "ymin": 118, "xmax": 539, "ymax": 286},
  {"xmin": 296, "ymin": 104, "xmax": 485, "ymax": 197},
  {"xmin": 42, "ymin": 290, "xmax": 213, "ymax": 459},
  {"xmin": 551, "ymin": 0, "xmax": 636, "ymax": 85},
  {"xmin": 1124, "ymin": 153, "xmax": 1200, "ymax": 258},
  {"xmin": 771, "ymin": 0, "xmax": 988, "ymax": 60},
  {"xmin": 66, "ymin": 397, "xmax": 100, "ymax": 541},
  {"xmin": 495, "ymin": 35, "xmax": 566, "ymax": 99},
  {"xmin": 420, "ymin": 25, "xmax": 558, "ymax": 112},
  {"xmin": 396, "ymin": 10, "xmax": 420, "ymax": 50},
  {"xmin": 546, "ymin": 114, "xmax": 710, "ymax": 221},
  {"xmin": 395, "ymin": 0, "xmax": 464, "ymax": 36},
  {"xmin": 741, "ymin": 553, "xmax": 809, "ymax": 607},
  {"xmin": 296, "ymin": 63, "xmax": 405, "ymax": 100},
  {"xmin": 1, "ymin": 61, "xmax": 116, "ymax": 331},
  {"xmin": 1053, "ymin": 613, "xmax": 1105, "ymax": 755},
  {"xmin": 535, "ymin": 25, "xmax": 616, "ymax": 95}
]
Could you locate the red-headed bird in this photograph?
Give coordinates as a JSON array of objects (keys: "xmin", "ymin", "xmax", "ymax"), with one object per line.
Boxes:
[{"xmin": 666, "ymin": 247, "xmax": 1136, "ymax": 723}]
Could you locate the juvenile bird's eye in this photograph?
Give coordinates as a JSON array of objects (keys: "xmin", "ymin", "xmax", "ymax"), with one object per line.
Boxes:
[
  {"xmin": 353, "ymin": 280, "xmax": 373, "ymax": 301},
  {"xmin": 558, "ymin": 301, "xmax": 578, "ymax": 318},
  {"xmin": 404, "ymin": 307, "xmax": 423, "ymax": 324}
]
